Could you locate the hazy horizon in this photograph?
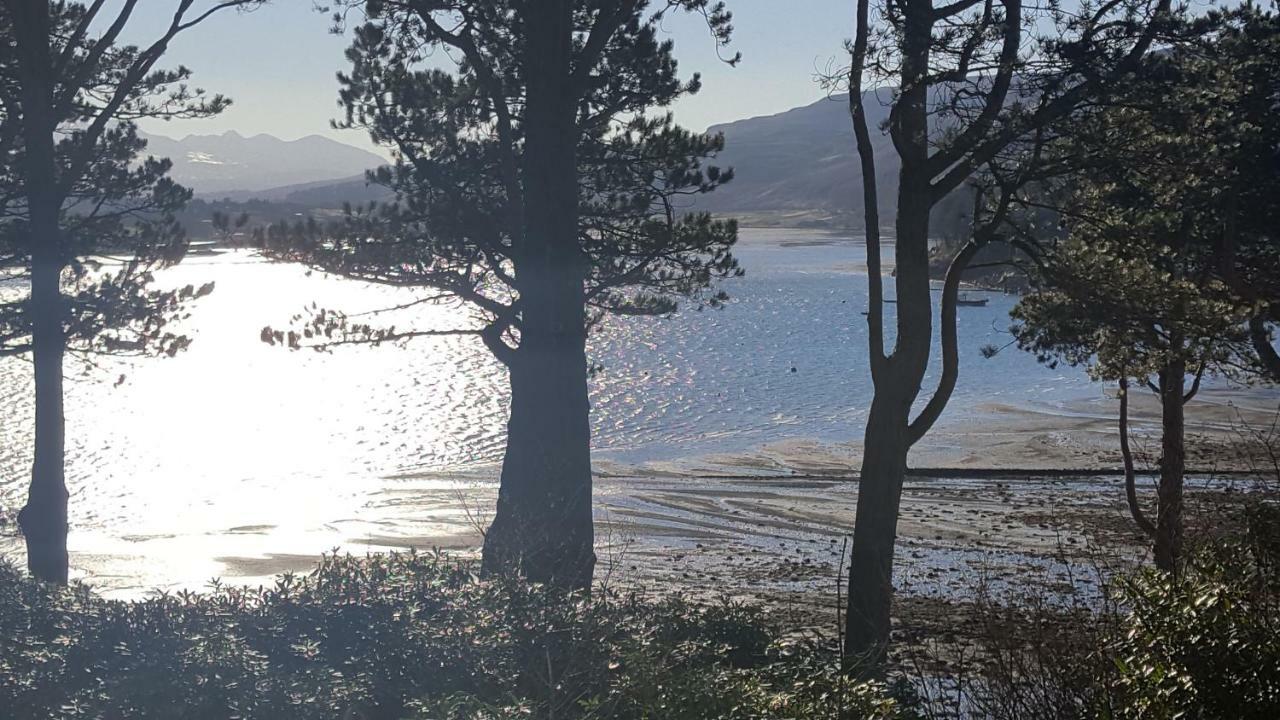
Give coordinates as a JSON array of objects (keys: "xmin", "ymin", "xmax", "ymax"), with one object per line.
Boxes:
[{"xmin": 127, "ymin": 1, "xmax": 852, "ymax": 156}]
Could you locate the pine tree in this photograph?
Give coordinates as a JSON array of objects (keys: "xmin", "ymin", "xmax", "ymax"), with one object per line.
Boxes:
[
  {"xmin": 1011, "ymin": 5, "xmax": 1280, "ymax": 572},
  {"xmin": 840, "ymin": 0, "xmax": 1177, "ymax": 668},
  {"xmin": 259, "ymin": 0, "xmax": 740, "ymax": 590},
  {"xmin": 0, "ymin": 0, "xmax": 260, "ymax": 582}
]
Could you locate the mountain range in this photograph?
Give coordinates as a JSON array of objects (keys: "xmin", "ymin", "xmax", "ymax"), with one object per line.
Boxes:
[
  {"xmin": 154, "ymin": 92, "xmax": 914, "ymax": 228},
  {"xmin": 139, "ymin": 130, "xmax": 387, "ymax": 196},
  {"xmin": 692, "ymin": 90, "xmax": 899, "ymax": 225}
]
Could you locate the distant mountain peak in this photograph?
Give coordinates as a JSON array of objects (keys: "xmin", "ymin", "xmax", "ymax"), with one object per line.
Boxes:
[{"xmin": 138, "ymin": 129, "xmax": 385, "ymax": 195}]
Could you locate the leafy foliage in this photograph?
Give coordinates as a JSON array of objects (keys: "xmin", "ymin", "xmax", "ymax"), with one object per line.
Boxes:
[
  {"xmin": 1104, "ymin": 502, "xmax": 1280, "ymax": 719},
  {"xmin": 1012, "ymin": 240, "xmax": 1251, "ymax": 381},
  {"xmin": 0, "ymin": 551, "xmax": 906, "ymax": 720},
  {"xmin": 1010, "ymin": 6, "xmax": 1280, "ymax": 384}
]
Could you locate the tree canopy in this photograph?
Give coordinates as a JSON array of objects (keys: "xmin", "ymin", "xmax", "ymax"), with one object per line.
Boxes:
[
  {"xmin": 1010, "ymin": 5, "xmax": 1280, "ymax": 387},
  {"xmin": 259, "ymin": 1, "xmax": 742, "ymax": 353}
]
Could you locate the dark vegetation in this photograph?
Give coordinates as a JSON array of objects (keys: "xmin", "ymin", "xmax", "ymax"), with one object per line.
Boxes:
[
  {"xmin": 2, "ymin": 501, "xmax": 1277, "ymax": 719},
  {"xmin": 0, "ymin": 551, "xmax": 905, "ymax": 720},
  {"xmin": 934, "ymin": 500, "xmax": 1280, "ymax": 720}
]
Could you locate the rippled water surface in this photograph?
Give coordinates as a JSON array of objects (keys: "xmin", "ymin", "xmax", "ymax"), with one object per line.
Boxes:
[{"xmin": 0, "ymin": 228, "xmax": 1107, "ymax": 591}]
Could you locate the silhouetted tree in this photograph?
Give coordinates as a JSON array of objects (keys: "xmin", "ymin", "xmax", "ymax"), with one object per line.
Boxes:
[
  {"xmin": 0, "ymin": 0, "xmax": 259, "ymax": 583},
  {"xmin": 839, "ymin": 0, "xmax": 1176, "ymax": 668},
  {"xmin": 259, "ymin": 0, "xmax": 740, "ymax": 590},
  {"xmin": 1010, "ymin": 5, "xmax": 1280, "ymax": 573}
]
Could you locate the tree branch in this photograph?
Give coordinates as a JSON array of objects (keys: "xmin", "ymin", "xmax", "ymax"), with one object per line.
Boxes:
[
  {"xmin": 930, "ymin": 0, "xmax": 1173, "ymax": 197},
  {"xmin": 850, "ymin": 0, "xmax": 887, "ymax": 378},
  {"xmin": 1182, "ymin": 362, "xmax": 1205, "ymax": 403},
  {"xmin": 1119, "ymin": 377, "xmax": 1157, "ymax": 538},
  {"xmin": 907, "ymin": 237, "xmax": 981, "ymax": 445},
  {"xmin": 926, "ymin": 0, "xmax": 1021, "ymax": 182}
]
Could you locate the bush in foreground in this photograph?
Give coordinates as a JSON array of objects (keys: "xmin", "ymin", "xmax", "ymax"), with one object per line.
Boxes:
[
  {"xmin": 945, "ymin": 501, "xmax": 1280, "ymax": 720},
  {"xmin": 0, "ymin": 550, "xmax": 904, "ymax": 720},
  {"xmin": 1102, "ymin": 502, "xmax": 1280, "ymax": 719}
]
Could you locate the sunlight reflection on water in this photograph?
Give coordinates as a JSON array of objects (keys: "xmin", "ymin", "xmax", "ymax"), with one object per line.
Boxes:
[{"xmin": 0, "ymin": 228, "xmax": 1106, "ymax": 594}]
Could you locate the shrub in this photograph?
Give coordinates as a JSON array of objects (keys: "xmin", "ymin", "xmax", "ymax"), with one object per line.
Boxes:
[
  {"xmin": 910, "ymin": 502, "xmax": 1280, "ymax": 720},
  {"xmin": 1102, "ymin": 502, "xmax": 1280, "ymax": 719},
  {"xmin": 0, "ymin": 550, "xmax": 904, "ymax": 720}
]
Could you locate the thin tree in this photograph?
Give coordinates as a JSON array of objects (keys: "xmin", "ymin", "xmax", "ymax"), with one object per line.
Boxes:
[
  {"xmin": 1, "ymin": 0, "xmax": 260, "ymax": 583},
  {"xmin": 259, "ymin": 0, "xmax": 740, "ymax": 590},
  {"xmin": 1009, "ymin": 6, "xmax": 1280, "ymax": 572},
  {"xmin": 839, "ymin": 0, "xmax": 1176, "ymax": 667}
]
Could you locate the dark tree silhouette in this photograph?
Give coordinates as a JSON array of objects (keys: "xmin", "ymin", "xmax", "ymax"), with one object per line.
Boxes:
[
  {"xmin": 259, "ymin": 0, "xmax": 740, "ymax": 590},
  {"xmin": 0, "ymin": 0, "xmax": 259, "ymax": 583},
  {"xmin": 838, "ymin": 0, "xmax": 1176, "ymax": 668},
  {"xmin": 1009, "ymin": 5, "xmax": 1280, "ymax": 573}
]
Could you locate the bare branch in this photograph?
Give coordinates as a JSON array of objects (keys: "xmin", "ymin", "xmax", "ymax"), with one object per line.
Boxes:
[{"xmin": 850, "ymin": 0, "xmax": 887, "ymax": 377}]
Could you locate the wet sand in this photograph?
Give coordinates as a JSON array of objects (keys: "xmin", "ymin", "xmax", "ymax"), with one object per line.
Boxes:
[
  {"xmin": 210, "ymin": 389, "xmax": 1276, "ymax": 641},
  {"xmin": 2, "ymin": 390, "xmax": 1275, "ymax": 628}
]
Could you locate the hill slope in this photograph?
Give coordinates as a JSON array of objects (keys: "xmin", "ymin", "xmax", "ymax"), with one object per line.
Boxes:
[
  {"xmin": 694, "ymin": 90, "xmax": 900, "ymax": 224},
  {"xmin": 169, "ymin": 92, "xmax": 949, "ymax": 230},
  {"xmin": 140, "ymin": 131, "xmax": 386, "ymax": 195}
]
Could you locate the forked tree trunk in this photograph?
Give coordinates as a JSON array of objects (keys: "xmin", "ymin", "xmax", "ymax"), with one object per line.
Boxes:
[
  {"xmin": 1154, "ymin": 361, "xmax": 1186, "ymax": 573},
  {"xmin": 843, "ymin": 0, "xmax": 934, "ymax": 663},
  {"xmin": 840, "ymin": 0, "xmax": 1170, "ymax": 673},
  {"xmin": 844, "ymin": 165, "xmax": 934, "ymax": 669},
  {"xmin": 12, "ymin": 0, "xmax": 70, "ymax": 584},
  {"xmin": 480, "ymin": 0, "xmax": 595, "ymax": 591}
]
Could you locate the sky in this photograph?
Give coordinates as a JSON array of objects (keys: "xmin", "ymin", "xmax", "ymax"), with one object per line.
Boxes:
[{"xmin": 128, "ymin": 0, "xmax": 853, "ymax": 153}]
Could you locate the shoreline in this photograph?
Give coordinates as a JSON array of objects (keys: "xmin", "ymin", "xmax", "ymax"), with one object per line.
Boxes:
[
  {"xmin": 2, "ymin": 389, "xmax": 1276, "ymax": 602},
  {"xmin": 0, "ymin": 228, "xmax": 1276, "ymax": 612}
]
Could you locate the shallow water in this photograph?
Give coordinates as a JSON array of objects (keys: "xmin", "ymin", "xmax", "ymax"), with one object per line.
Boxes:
[{"xmin": 0, "ymin": 228, "xmax": 1124, "ymax": 592}]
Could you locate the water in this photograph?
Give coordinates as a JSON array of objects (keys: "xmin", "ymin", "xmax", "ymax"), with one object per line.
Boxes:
[{"xmin": 0, "ymin": 227, "xmax": 1107, "ymax": 592}]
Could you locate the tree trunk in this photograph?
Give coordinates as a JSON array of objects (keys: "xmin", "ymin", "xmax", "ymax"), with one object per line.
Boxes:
[
  {"xmin": 1154, "ymin": 361, "xmax": 1186, "ymax": 573},
  {"xmin": 1119, "ymin": 378, "xmax": 1157, "ymax": 539},
  {"xmin": 19, "ymin": 208, "xmax": 68, "ymax": 585},
  {"xmin": 11, "ymin": 0, "xmax": 70, "ymax": 584},
  {"xmin": 480, "ymin": 0, "xmax": 595, "ymax": 591},
  {"xmin": 483, "ymin": 340, "xmax": 595, "ymax": 589},
  {"xmin": 845, "ymin": 184, "xmax": 934, "ymax": 671},
  {"xmin": 1249, "ymin": 316, "xmax": 1280, "ymax": 384},
  {"xmin": 844, "ymin": 385, "xmax": 912, "ymax": 669},
  {"xmin": 843, "ymin": 0, "xmax": 934, "ymax": 669}
]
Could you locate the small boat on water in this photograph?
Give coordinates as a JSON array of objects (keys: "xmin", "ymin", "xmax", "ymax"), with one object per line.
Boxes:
[{"xmin": 878, "ymin": 294, "xmax": 990, "ymax": 307}]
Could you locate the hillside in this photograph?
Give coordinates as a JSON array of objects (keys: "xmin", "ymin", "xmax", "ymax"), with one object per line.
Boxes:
[
  {"xmin": 166, "ymin": 92, "xmax": 954, "ymax": 233},
  {"xmin": 139, "ymin": 131, "xmax": 386, "ymax": 195},
  {"xmin": 693, "ymin": 90, "xmax": 900, "ymax": 225}
]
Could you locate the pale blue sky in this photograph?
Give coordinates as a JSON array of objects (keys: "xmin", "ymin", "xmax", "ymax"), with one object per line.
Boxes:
[{"xmin": 130, "ymin": 0, "xmax": 852, "ymax": 152}]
